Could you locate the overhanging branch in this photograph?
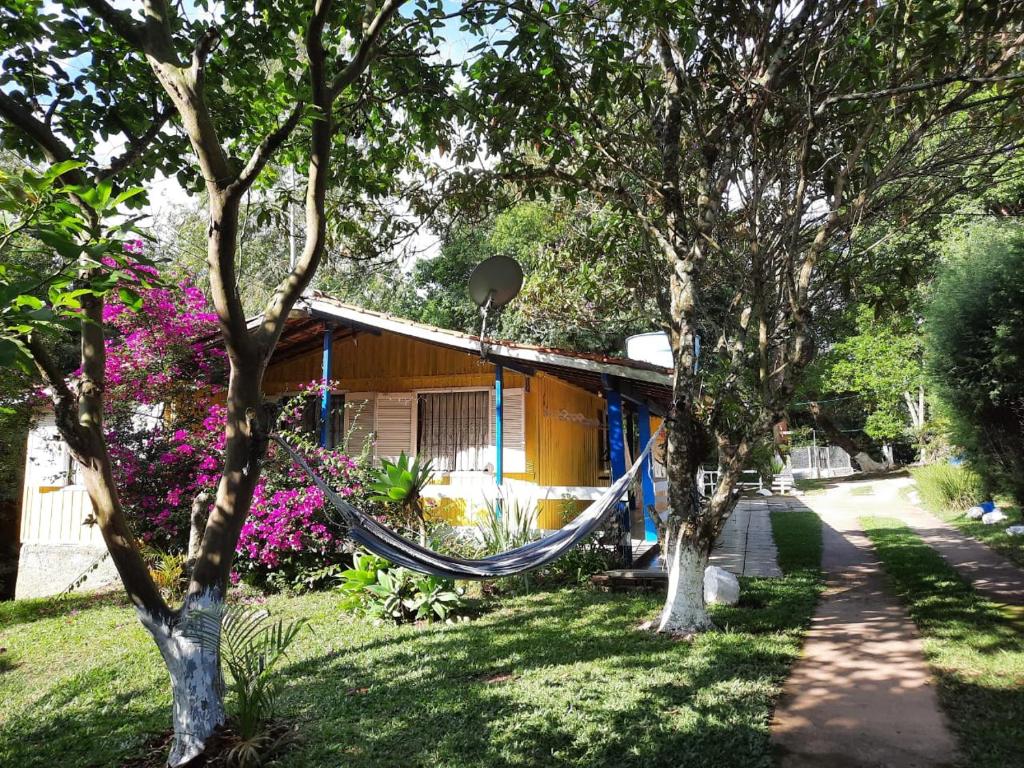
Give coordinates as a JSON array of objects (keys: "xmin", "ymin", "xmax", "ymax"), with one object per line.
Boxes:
[
  {"xmin": 329, "ymin": 0, "xmax": 407, "ymax": 100},
  {"xmin": 229, "ymin": 101, "xmax": 306, "ymax": 196}
]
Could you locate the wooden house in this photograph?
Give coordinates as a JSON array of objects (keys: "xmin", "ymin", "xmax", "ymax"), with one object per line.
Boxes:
[{"xmin": 15, "ymin": 293, "xmax": 672, "ymax": 597}]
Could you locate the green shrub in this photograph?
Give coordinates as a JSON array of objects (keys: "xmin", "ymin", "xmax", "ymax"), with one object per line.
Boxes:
[
  {"xmin": 366, "ymin": 452, "xmax": 434, "ymax": 544},
  {"xmin": 926, "ymin": 222, "xmax": 1024, "ymax": 504},
  {"xmin": 475, "ymin": 494, "xmax": 539, "ymax": 554},
  {"xmin": 475, "ymin": 494, "xmax": 540, "ymax": 594},
  {"xmin": 536, "ymin": 498, "xmax": 621, "ymax": 586},
  {"xmin": 336, "ymin": 549, "xmax": 465, "ymax": 623},
  {"xmin": 911, "ymin": 463, "xmax": 984, "ymax": 512}
]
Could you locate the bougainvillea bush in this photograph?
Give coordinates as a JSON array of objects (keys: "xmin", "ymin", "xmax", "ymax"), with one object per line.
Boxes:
[
  {"xmin": 235, "ymin": 392, "xmax": 360, "ymax": 591},
  {"xmin": 101, "ymin": 247, "xmax": 358, "ymax": 589}
]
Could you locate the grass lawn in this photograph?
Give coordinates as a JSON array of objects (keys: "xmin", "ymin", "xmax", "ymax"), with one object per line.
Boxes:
[
  {"xmin": 861, "ymin": 516, "xmax": 1024, "ymax": 768},
  {"xmin": 0, "ymin": 510, "xmax": 821, "ymax": 768}
]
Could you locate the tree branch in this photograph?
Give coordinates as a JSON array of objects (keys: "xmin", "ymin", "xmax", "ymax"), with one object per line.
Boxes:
[
  {"xmin": 329, "ymin": 0, "xmax": 407, "ymax": 100},
  {"xmin": 191, "ymin": 26, "xmax": 222, "ymax": 87},
  {"xmin": 816, "ymin": 71, "xmax": 1024, "ymax": 115},
  {"xmin": 99, "ymin": 104, "xmax": 176, "ymax": 181},
  {"xmin": 229, "ymin": 101, "xmax": 306, "ymax": 196},
  {"xmin": 26, "ymin": 333, "xmax": 75, "ymax": 408},
  {"xmin": 0, "ymin": 91, "xmax": 74, "ymax": 166},
  {"xmin": 79, "ymin": 0, "xmax": 147, "ymax": 50},
  {"xmin": 253, "ymin": 0, "xmax": 336, "ymax": 353}
]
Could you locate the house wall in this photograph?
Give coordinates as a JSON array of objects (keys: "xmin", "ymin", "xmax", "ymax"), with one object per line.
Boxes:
[
  {"xmin": 264, "ymin": 331, "xmax": 608, "ymax": 529},
  {"xmin": 16, "ymin": 329, "xmax": 617, "ymax": 598},
  {"xmin": 16, "ymin": 413, "xmax": 118, "ymax": 598}
]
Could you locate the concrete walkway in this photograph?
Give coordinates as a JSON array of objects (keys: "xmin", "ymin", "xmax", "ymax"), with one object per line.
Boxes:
[
  {"xmin": 628, "ymin": 497, "xmax": 783, "ymax": 579},
  {"xmin": 890, "ymin": 486, "xmax": 1024, "ymax": 607},
  {"xmin": 772, "ymin": 492, "xmax": 957, "ymax": 768},
  {"xmin": 709, "ymin": 498, "xmax": 783, "ymax": 577}
]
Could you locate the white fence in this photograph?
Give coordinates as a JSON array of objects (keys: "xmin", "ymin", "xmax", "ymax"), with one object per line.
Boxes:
[
  {"xmin": 696, "ymin": 466, "xmax": 794, "ymax": 497},
  {"xmin": 789, "ymin": 445, "xmax": 854, "ymax": 479}
]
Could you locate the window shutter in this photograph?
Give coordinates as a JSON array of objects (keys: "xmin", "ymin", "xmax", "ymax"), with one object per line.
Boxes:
[
  {"xmin": 374, "ymin": 393, "xmax": 416, "ymax": 462},
  {"xmin": 489, "ymin": 387, "xmax": 526, "ymax": 473},
  {"xmin": 342, "ymin": 393, "xmax": 376, "ymax": 458}
]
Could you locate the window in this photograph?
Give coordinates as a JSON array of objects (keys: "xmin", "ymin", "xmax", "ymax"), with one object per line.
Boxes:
[
  {"xmin": 418, "ymin": 391, "xmax": 490, "ymax": 471},
  {"xmin": 415, "ymin": 388, "xmax": 526, "ymax": 473},
  {"xmin": 343, "ymin": 393, "xmax": 375, "ymax": 457},
  {"xmin": 299, "ymin": 393, "xmax": 345, "ymax": 448},
  {"xmin": 341, "ymin": 393, "xmax": 416, "ymax": 462},
  {"xmin": 488, "ymin": 387, "xmax": 527, "ymax": 473}
]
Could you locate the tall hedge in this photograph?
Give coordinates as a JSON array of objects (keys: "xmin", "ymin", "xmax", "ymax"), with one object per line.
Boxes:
[{"xmin": 926, "ymin": 223, "xmax": 1024, "ymax": 505}]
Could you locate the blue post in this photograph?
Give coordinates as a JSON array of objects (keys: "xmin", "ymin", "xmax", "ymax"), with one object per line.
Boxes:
[
  {"xmin": 494, "ymin": 363, "xmax": 504, "ymax": 486},
  {"xmin": 637, "ymin": 403, "xmax": 657, "ymax": 542},
  {"xmin": 319, "ymin": 325, "xmax": 333, "ymax": 448},
  {"xmin": 605, "ymin": 387, "xmax": 631, "ymax": 565}
]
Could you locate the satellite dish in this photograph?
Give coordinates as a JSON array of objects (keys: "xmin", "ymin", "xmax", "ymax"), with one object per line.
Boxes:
[{"xmin": 469, "ymin": 255, "xmax": 524, "ymax": 310}]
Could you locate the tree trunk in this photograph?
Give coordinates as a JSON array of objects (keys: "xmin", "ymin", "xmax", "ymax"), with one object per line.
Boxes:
[
  {"xmin": 659, "ymin": 401, "xmax": 717, "ymax": 633},
  {"xmin": 657, "ymin": 523, "xmax": 713, "ymax": 633},
  {"xmin": 139, "ymin": 591, "xmax": 226, "ymax": 767},
  {"xmin": 853, "ymin": 451, "xmax": 890, "ymax": 473},
  {"xmin": 807, "ymin": 402, "xmax": 890, "ymax": 471},
  {"xmin": 186, "ymin": 491, "xmax": 211, "ymax": 573}
]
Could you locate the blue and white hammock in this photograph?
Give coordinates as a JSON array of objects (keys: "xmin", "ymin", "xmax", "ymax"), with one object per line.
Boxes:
[{"xmin": 272, "ymin": 428, "xmax": 661, "ymax": 580}]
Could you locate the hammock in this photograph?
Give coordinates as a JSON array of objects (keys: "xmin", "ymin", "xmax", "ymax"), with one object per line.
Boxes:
[{"xmin": 272, "ymin": 427, "xmax": 662, "ymax": 580}]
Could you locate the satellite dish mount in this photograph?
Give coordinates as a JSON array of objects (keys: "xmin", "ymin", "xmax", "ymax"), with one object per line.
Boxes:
[{"xmin": 468, "ymin": 255, "xmax": 523, "ymax": 359}]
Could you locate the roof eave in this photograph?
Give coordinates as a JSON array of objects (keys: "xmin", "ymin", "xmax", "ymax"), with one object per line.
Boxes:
[{"xmin": 304, "ymin": 297, "xmax": 672, "ymax": 388}]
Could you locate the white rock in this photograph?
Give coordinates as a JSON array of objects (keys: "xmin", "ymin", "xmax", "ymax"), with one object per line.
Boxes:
[
  {"xmin": 982, "ymin": 510, "xmax": 1008, "ymax": 525},
  {"xmin": 1006, "ymin": 525, "xmax": 1024, "ymax": 537},
  {"xmin": 756, "ymin": 488, "xmax": 773, "ymax": 497},
  {"xmin": 965, "ymin": 506, "xmax": 985, "ymax": 520},
  {"xmin": 704, "ymin": 565, "xmax": 740, "ymax": 606}
]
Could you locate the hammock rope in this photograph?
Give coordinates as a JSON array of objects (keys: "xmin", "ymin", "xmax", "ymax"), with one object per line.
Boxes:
[{"xmin": 272, "ymin": 426, "xmax": 662, "ymax": 580}]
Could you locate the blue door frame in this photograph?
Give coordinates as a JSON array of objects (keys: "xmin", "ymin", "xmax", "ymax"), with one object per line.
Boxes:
[
  {"xmin": 604, "ymin": 386, "xmax": 631, "ymax": 566},
  {"xmin": 319, "ymin": 325, "xmax": 333, "ymax": 448},
  {"xmin": 637, "ymin": 403, "xmax": 658, "ymax": 542}
]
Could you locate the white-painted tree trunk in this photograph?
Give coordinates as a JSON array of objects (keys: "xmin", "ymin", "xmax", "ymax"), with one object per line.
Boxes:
[
  {"xmin": 854, "ymin": 451, "xmax": 890, "ymax": 473},
  {"xmin": 657, "ymin": 529, "xmax": 714, "ymax": 633},
  {"xmin": 139, "ymin": 592, "xmax": 226, "ymax": 767}
]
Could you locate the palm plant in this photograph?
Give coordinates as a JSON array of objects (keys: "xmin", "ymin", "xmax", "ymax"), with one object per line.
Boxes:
[
  {"xmin": 184, "ymin": 605, "xmax": 306, "ymax": 767},
  {"xmin": 367, "ymin": 452, "xmax": 434, "ymax": 544}
]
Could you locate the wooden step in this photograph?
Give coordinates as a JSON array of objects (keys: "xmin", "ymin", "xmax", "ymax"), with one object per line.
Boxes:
[{"xmin": 592, "ymin": 567, "xmax": 667, "ymax": 591}]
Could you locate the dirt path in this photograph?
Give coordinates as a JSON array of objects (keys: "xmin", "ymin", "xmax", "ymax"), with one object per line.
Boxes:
[{"xmin": 771, "ymin": 492, "xmax": 957, "ymax": 768}]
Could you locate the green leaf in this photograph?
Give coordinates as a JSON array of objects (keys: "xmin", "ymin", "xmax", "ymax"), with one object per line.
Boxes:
[
  {"xmin": 13, "ymin": 295, "xmax": 43, "ymax": 310},
  {"xmin": 34, "ymin": 229, "xmax": 82, "ymax": 260},
  {"xmin": 117, "ymin": 287, "xmax": 144, "ymax": 311}
]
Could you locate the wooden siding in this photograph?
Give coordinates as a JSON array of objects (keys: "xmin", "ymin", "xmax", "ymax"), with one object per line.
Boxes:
[
  {"xmin": 533, "ymin": 374, "xmax": 605, "ymax": 528},
  {"xmin": 22, "ymin": 330, "xmax": 613, "ymax": 548},
  {"xmin": 20, "ymin": 486, "xmax": 101, "ymax": 546},
  {"xmin": 20, "ymin": 413, "xmax": 102, "ymax": 546},
  {"xmin": 265, "ymin": 332, "xmax": 518, "ymax": 394},
  {"xmin": 266, "ymin": 331, "xmax": 607, "ymax": 529}
]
